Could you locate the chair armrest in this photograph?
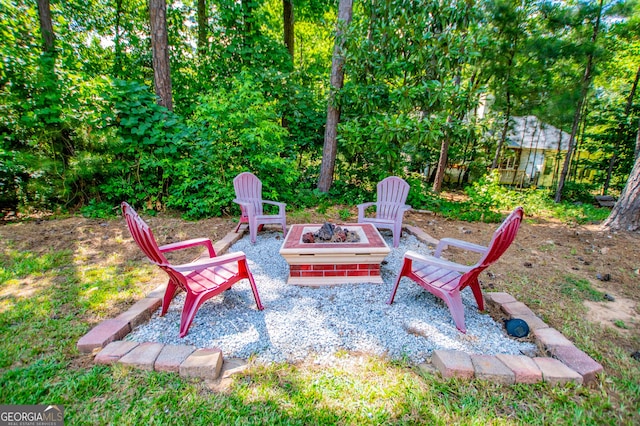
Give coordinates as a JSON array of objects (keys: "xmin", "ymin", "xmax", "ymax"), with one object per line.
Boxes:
[
  {"xmin": 168, "ymin": 251, "xmax": 248, "ymax": 272},
  {"xmin": 262, "ymin": 200, "xmax": 286, "ymax": 214},
  {"xmin": 404, "ymin": 250, "xmax": 474, "ymax": 273},
  {"xmin": 159, "ymin": 238, "xmax": 216, "ymax": 257},
  {"xmin": 434, "ymin": 237, "xmax": 488, "ymax": 258},
  {"xmin": 357, "ymin": 202, "xmax": 376, "ymax": 220}
]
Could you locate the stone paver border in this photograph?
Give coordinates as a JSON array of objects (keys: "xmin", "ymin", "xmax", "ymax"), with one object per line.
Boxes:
[{"xmin": 77, "ymin": 223, "xmax": 604, "ymax": 385}]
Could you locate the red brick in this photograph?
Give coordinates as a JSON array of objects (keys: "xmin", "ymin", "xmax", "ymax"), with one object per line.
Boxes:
[
  {"xmin": 337, "ymin": 264, "xmax": 358, "ymax": 270},
  {"xmin": 484, "ymin": 292, "xmax": 517, "ymax": 305},
  {"xmin": 115, "ymin": 297, "xmax": 162, "ymax": 329},
  {"xmin": 180, "ymin": 348, "xmax": 223, "ymax": 380},
  {"xmin": 534, "ymin": 328, "xmax": 574, "ymax": 349},
  {"xmin": 118, "ymin": 342, "xmax": 164, "ymax": 371},
  {"xmin": 533, "ymin": 357, "xmax": 583, "ymax": 385},
  {"xmin": 94, "ymin": 341, "xmax": 139, "ymax": 365},
  {"xmin": 146, "ymin": 284, "xmax": 167, "ymax": 299},
  {"xmin": 404, "ymin": 225, "xmax": 439, "ymax": 246},
  {"xmin": 369, "ymin": 270, "xmax": 380, "ymax": 276},
  {"xmin": 155, "ymin": 344, "xmax": 196, "ymax": 372},
  {"xmin": 313, "ymin": 265, "xmax": 335, "ymax": 271},
  {"xmin": 325, "ymin": 271, "xmax": 346, "ymax": 277},
  {"xmin": 77, "ymin": 319, "xmax": 132, "ymax": 353},
  {"xmin": 346, "ymin": 270, "xmax": 369, "ymax": 276},
  {"xmin": 547, "ymin": 345, "xmax": 603, "ymax": 385},
  {"xmin": 290, "ymin": 265, "xmax": 302, "ymax": 271},
  {"xmin": 432, "ymin": 350, "xmax": 475, "ymax": 379},
  {"xmin": 495, "ymin": 354, "xmax": 543, "ymax": 384},
  {"xmin": 516, "ymin": 314, "xmax": 548, "ymax": 331},
  {"xmin": 358, "ymin": 264, "xmax": 377, "ymax": 270},
  {"xmin": 501, "ymin": 301, "xmax": 535, "ymax": 317},
  {"xmin": 471, "ymin": 354, "xmax": 515, "ymax": 384},
  {"xmin": 289, "ymin": 271, "xmax": 301, "ymax": 277},
  {"xmin": 301, "ymin": 271, "xmax": 323, "ymax": 277}
]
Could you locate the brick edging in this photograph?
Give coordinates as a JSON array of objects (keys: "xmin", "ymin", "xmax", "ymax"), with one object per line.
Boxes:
[{"xmin": 77, "ymin": 223, "xmax": 604, "ymax": 385}]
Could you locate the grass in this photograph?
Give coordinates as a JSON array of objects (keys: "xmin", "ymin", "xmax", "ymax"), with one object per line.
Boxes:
[{"xmin": 0, "ymin": 206, "xmax": 639, "ymax": 425}]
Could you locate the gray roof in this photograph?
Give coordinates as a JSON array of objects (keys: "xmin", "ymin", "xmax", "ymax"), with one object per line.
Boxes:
[{"xmin": 506, "ymin": 116, "xmax": 570, "ymax": 150}]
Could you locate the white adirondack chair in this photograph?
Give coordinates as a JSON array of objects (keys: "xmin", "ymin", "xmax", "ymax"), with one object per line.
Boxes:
[
  {"xmin": 233, "ymin": 172, "xmax": 287, "ymax": 243},
  {"xmin": 357, "ymin": 176, "xmax": 411, "ymax": 248}
]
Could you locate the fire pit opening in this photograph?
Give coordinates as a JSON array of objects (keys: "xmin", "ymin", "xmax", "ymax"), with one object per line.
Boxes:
[{"xmin": 302, "ymin": 222, "xmax": 361, "ymax": 243}]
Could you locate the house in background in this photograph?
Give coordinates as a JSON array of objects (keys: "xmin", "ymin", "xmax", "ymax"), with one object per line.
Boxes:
[
  {"xmin": 496, "ymin": 116, "xmax": 571, "ymax": 187},
  {"xmin": 438, "ymin": 115, "xmax": 597, "ymax": 187}
]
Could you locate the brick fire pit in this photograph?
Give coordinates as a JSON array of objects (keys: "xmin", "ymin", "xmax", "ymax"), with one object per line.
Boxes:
[{"xmin": 279, "ymin": 223, "xmax": 391, "ymax": 286}]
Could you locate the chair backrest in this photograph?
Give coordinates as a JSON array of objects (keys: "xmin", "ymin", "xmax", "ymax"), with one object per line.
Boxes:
[
  {"xmin": 121, "ymin": 202, "xmax": 168, "ymax": 265},
  {"xmin": 376, "ymin": 176, "xmax": 410, "ymax": 220},
  {"xmin": 233, "ymin": 172, "xmax": 264, "ymax": 215},
  {"xmin": 459, "ymin": 207, "xmax": 524, "ymax": 287},
  {"xmin": 122, "ymin": 202, "xmax": 191, "ymax": 292}
]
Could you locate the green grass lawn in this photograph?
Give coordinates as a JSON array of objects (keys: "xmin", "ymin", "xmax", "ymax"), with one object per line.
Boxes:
[{"xmin": 0, "ymin": 211, "xmax": 638, "ymax": 425}]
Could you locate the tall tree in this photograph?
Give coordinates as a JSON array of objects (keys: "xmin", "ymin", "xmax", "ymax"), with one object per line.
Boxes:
[
  {"xmin": 602, "ymin": 146, "xmax": 640, "ymax": 231},
  {"xmin": 318, "ymin": 0, "xmax": 353, "ymax": 193},
  {"xmin": 603, "ymin": 64, "xmax": 640, "ymax": 194},
  {"xmin": 149, "ymin": 0, "xmax": 173, "ymax": 110},
  {"xmin": 36, "ymin": 0, "xmax": 55, "ymax": 54},
  {"xmin": 197, "ymin": 0, "xmax": 207, "ymax": 55},
  {"xmin": 283, "ymin": 0, "xmax": 294, "ymax": 59},
  {"xmin": 555, "ymin": 0, "xmax": 604, "ymax": 202}
]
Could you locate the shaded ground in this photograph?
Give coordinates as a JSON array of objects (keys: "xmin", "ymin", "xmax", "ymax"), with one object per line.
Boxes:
[{"xmin": 2, "ymin": 204, "xmax": 639, "ymax": 352}]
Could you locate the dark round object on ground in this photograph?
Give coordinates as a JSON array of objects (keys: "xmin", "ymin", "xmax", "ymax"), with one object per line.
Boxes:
[{"xmin": 505, "ymin": 318, "xmax": 530, "ymax": 338}]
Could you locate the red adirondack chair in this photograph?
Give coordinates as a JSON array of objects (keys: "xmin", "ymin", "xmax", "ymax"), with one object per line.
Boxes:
[
  {"xmin": 388, "ymin": 207, "xmax": 524, "ymax": 333},
  {"xmin": 357, "ymin": 176, "xmax": 411, "ymax": 247},
  {"xmin": 121, "ymin": 202, "xmax": 264, "ymax": 337},
  {"xmin": 233, "ymin": 172, "xmax": 287, "ymax": 243}
]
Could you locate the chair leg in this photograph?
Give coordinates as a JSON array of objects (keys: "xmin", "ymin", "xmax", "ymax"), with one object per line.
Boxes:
[
  {"xmin": 247, "ymin": 270, "xmax": 264, "ymax": 311},
  {"xmin": 469, "ymin": 279, "xmax": 485, "ymax": 311},
  {"xmin": 179, "ymin": 291, "xmax": 204, "ymax": 338},
  {"xmin": 249, "ymin": 218, "xmax": 258, "ymax": 243},
  {"xmin": 387, "ymin": 258, "xmax": 412, "ymax": 304},
  {"xmin": 392, "ymin": 225, "xmax": 401, "ymax": 248},
  {"xmin": 441, "ymin": 291, "xmax": 467, "ymax": 333},
  {"xmin": 161, "ymin": 280, "xmax": 179, "ymax": 316}
]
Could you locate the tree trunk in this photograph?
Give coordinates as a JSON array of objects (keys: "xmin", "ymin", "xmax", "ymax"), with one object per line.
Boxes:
[
  {"xmin": 554, "ymin": 0, "xmax": 603, "ymax": 203},
  {"xmin": 318, "ymin": 0, "xmax": 353, "ymax": 193},
  {"xmin": 36, "ymin": 0, "xmax": 55, "ymax": 54},
  {"xmin": 149, "ymin": 0, "xmax": 173, "ymax": 111},
  {"xmin": 432, "ymin": 73, "xmax": 462, "ymax": 193},
  {"xmin": 491, "ymin": 48, "xmax": 516, "ymax": 170},
  {"xmin": 432, "ymin": 116, "xmax": 453, "ymax": 193},
  {"xmin": 283, "ymin": 0, "xmax": 294, "ymax": 59},
  {"xmin": 602, "ymin": 152, "xmax": 640, "ymax": 232},
  {"xmin": 114, "ymin": 0, "xmax": 124, "ymax": 77},
  {"xmin": 603, "ymin": 64, "xmax": 640, "ymax": 194},
  {"xmin": 635, "ymin": 117, "xmax": 640, "ymax": 160},
  {"xmin": 197, "ymin": 0, "xmax": 207, "ymax": 55}
]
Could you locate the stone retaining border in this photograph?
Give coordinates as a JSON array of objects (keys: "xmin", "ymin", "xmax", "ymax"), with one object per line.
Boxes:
[{"xmin": 77, "ymin": 224, "xmax": 604, "ymax": 385}]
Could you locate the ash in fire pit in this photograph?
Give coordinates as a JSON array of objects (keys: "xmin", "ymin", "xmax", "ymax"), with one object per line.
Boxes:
[{"xmin": 302, "ymin": 222, "xmax": 361, "ymax": 243}]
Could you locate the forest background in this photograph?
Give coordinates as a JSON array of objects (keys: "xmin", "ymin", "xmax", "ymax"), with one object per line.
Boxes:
[{"xmin": 1, "ymin": 0, "xmax": 639, "ymax": 222}]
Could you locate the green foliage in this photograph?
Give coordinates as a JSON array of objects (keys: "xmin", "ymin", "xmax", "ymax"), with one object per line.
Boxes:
[
  {"xmin": 168, "ymin": 73, "xmax": 299, "ymax": 219},
  {"xmin": 98, "ymin": 79, "xmax": 190, "ymax": 211}
]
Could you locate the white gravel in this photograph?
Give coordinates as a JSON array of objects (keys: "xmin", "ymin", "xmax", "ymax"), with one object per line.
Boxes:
[{"xmin": 126, "ymin": 230, "xmax": 537, "ymax": 365}]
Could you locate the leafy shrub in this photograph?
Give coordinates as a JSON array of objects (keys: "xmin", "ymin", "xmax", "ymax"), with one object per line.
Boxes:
[{"xmin": 167, "ymin": 73, "xmax": 300, "ymax": 219}]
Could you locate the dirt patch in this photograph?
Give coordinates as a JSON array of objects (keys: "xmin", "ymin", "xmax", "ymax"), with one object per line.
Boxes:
[{"xmin": 584, "ymin": 297, "xmax": 639, "ymax": 332}]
